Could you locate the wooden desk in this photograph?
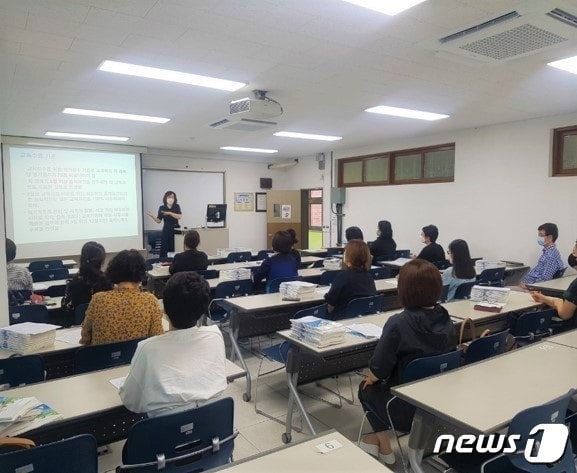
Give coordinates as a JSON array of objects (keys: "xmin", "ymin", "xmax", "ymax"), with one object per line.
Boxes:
[
  {"xmin": 392, "ymin": 341, "xmax": 577, "ymax": 473},
  {"xmin": 548, "ymin": 329, "xmax": 577, "ymax": 350},
  {"xmin": 210, "ymin": 431, "xmax": 391, "ymax": 473},
  {"xmin": 527, "ymin": 275, "xmax": 575, "ymax": 296}
]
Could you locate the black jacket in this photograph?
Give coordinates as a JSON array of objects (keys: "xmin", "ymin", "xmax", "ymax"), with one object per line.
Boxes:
[
  {"xmin": 169, "ymin": 249, "xmax": 209, "ymax": 274},
  {"xmin": 370, "ymin": 236, "xmax": 397, "ymax": 261},
  {"xmin": 324, "ymin": 269, "xmax": 377, "ymax": 319},
  {"xmin": 417, "ymin": 242, "xmax": 445, "ymax": 263}
]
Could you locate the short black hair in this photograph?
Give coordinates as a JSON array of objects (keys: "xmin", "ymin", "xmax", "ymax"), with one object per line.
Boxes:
[
  {"xmin": 538, "ymin": 223, "xmax": 558, "ymax": 242},
  {"xmin": 422, "ymin": 224, "xmax": 439, "ymax": 242},
  {"xmin": 105, "ymin": 249, "xmax": 146, "ymax": 284},
  {"xmin": 346, "ymin": 226, "xmax": 364, "ymax": 241},
  {"xmin": 184, "ymin": 230, "xmax": 200, "ymax": 250},
  {"xmin": 163, "ymin": 191, "xmax": 177, "ymax": 205},
  {"xmin": 163, "ymin": 272, "xmax": 210, "ymax": 329},
  {"xmin": 378, "ymin": 221, "xmax": 393, "ymax": 239},
  {"xmin": 286, "ymin": 228, "xmax": 298, "ymax": 244},
  {"xmin": 5, "ymin": 239, "xmax": 16, "ymax": 262},
  {"xmin": 272, "ymin": 231, "xmax": 293, "ymax": 254}
]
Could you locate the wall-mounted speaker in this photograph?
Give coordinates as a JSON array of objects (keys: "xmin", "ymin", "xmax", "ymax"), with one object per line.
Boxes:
[{"xmin": 260, "ymin": 178, "xmax": 273, "ymax": 189}]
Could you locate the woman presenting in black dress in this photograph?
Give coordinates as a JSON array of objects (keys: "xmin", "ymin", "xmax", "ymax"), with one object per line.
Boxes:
[{"xmin": 147, "ymin": 191, "xmax": 182, "ymax": 257}]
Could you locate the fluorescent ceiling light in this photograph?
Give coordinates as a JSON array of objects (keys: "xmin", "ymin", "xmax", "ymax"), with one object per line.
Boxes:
[
  {"xmin": 45, "ymin": 132, "xmax": 129, "ymax": 142},
  {"xmin": 63, "ymin": 108, "xmax": 170, "ymax": 124},
  {"xmin": 220, "ymin": 146, "xmax": 278, "ymax": 154},
  {"xmin": 273, "ymin": 131, "xmax": 342, "ymax": 142},
  {"xmin": 365, "ymin": 105, "xmax": 449, "ymax": 121},
  {"xmin": 548, "ymin": 55, "xmax": 577, "ymax": 75},
  {"xmin": 342, "ymin": 0, "xmax": 428, "ymax": 16},
  {"xmin": 99, "ymin": 60, "xmax": 246, "ymax": 92}
]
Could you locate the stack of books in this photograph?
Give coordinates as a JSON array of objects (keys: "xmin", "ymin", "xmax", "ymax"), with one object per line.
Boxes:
[
  {"xmin": 220, "ymin": 268, "xmax": 252, "ymax": 281},
  {"xmin": 475, "ymin": 260, "xmax": 506, "ymax": 272},
  {"xmin": 0, "ymin": 322, "xmax": 59, "ymax": 355},
  {"xmin": 0, "ymin": 396, "xmax": 62, "ymax": 437},
  {"xmin": 323, "ymin": 258, "xmax": 342, "ymax": 271},
  {"xmin": 470, "ymin": 286, "xmax": 510, "ymax": 312},
  {"xmin": 290, "ymin": 316, "xmax": 346, "ymax": 348},
  {"xmin": 279, "ymin": 281, "xmax": 317, "ymax": 300},
  {"xmin": 216, "ymin": 247, "xmax": 252, "ymax": 257}
]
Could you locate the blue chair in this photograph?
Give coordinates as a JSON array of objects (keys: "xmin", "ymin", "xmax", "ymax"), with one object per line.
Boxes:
[
  {"xmin": 395, "ymin": 249, "xmax": 411, "ymax": 258},
  {"xmin": 266, "ymin": 276, "xmax": 301, "ymax": 294},
  {"xmin": 345, "ymin": 294, "xmax": 384, "ymax": 318},
  {"xmin": 9, "ymin": 304, "xmax": 50, "ymax": 325},
  {"xmin": 552, "ymin": 267, "xmax": 567, "ymax": 279},
  {"xmin": 28, "ymin": 260, "xmax": 64, "ymax": 272},
  {"xmin": 147, "ymin": 231, "xmax": 163, "ymax": 256},
  {"xmin": 326, "ymin": 248, "xmax": 344, "ymax": 257},
  {"xmin": 196, "ymin": 269, "xmax": 219, "ymax": 280},
  {"xmin": 319, "ymin": 270, "xmax": 341, "ymax": 286},
  {"xmin": 0, "ymin": 355, "xmax": 44, "ymax": 388},
  {"xmin": 369, "ymin": 267, "xmax": 392, "ymax": 280},
  {"xmin": 453, "ymin": 281, "xmax": 477, "ymax": 300},
  {"xmin": 433, "ymin": 260, "xmax": 451, "ymax": 270},
  {"xmin": 31, "ymin": 268, "xmax": 69, "ymax": 283},
  {"xmin": 256, "ymin": 250, "xmax": 271, "ymax": 261},
  {"xmin": 226, "ymin": 251, "xmax": 251, "ymax": 263},
  {"xmin": 45, "ymin": 284, "xmax": 67, "ymax": 297},
  {"xmin": 8, "ymin": 289, "xmax": 32, "ymax": 306},
  {"xmin": 511, "ymin": 308, "xmax": 554, "ymax": 346},
  {"xmin": 477, "ymin": 267, "xmax": 506, "ymax": 287},
  {"xmin": 0, "ymin": 434, "xmax": 98, "ymax": 473},
  {"xmin": 73, "ymin": 302, "xmax": 89, "ymax": 326},
  {"xmin": 118, "ymin": 398, "xmax": 237, "ymax": 472},
  {"xmin": 208, "ymin": 280, "xmax": 253, "ymax": 323},
  {"xmin": 74, "ymin": 338, "xmax": 142, "ymax": 374},
  {"xmin": 374, "ymin": 254, "xmax": 396, "ymax": 264},
  {"xmin": 462, "ymin": 330, "xmax": 509, "ymax": 364}
]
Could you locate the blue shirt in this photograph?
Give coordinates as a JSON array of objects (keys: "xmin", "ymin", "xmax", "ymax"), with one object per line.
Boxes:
[
  {"xmin": 441, "ymin": 270, "xmax": 476, "ymax": 301},
  {"xmin": 253, "ymin": 253, "xmax": 298, "ymax": 283},
  {"xmin": 522, "ymin": 244, "xmax": 565, "ymax": 284}
]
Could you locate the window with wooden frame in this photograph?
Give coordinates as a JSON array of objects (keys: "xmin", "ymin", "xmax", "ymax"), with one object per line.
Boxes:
[
  {"xmin": 337, "ymin": 143, "xmax": 455, "ymax": 187},
  {"xmin": 552, "ymin": 125, "xmax": 577, "ymax": 176}
]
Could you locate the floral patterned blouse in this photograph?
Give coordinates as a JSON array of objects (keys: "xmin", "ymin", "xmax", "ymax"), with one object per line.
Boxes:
[{"xmin": 80, "ymin": 287, "xmax": 163, "ymax": 345}]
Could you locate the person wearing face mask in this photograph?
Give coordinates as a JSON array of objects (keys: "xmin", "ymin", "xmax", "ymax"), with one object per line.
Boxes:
[
  {"xmin": 520, "ymin": 222, "xmax": 565, "ymax": 288},
  {"xmin": 147, "ymin": 191, "xmax": 182, "ymax": 257},
  {"xmin": 369, "ymin": 220, "xmax": 396, "ymax": 263},
  {"xmin": 415, "ymin": 224, "xmax": 445, "ymax": 264}
]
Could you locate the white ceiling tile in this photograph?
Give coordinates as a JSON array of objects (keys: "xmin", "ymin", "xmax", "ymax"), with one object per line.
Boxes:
[
  {"xmin": 23, "ymin": 0, "xmax": 90, "ymax": 23},
  {"xmin": 0, "ymin": 25, "xmax": 74, "ymax": 50},
  {"xmin": 79, "ymin": 0, "xmax": 157, "ymax": 18},
  {"xmin": 0, "ymin": 5, "xmax": 27, "ymax": 28}
]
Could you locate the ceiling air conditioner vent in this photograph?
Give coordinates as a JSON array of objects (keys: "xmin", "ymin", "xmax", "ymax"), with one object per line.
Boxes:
[
  {"xmin": 209, "ymin": 117, "xmax": 277, "ymax": 131},
  {"xmin": 440, "ymin": 11, "xmax": 520, "ymax": 44},
  {"xmin": 547, "ymin": 8, "xmax": 577, "ymax": 28}
]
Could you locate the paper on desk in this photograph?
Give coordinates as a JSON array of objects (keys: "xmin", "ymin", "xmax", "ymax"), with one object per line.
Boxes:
[
  {"xmin": 0, "ymin": 322, "xmax": 61, "ymax": 335},
  {"xmin": 347, "ymin": 323, "xmax": 382, "ymax": 339},
  {"xmin": 109, "ymin": 376, "xmax": 127, "ymax": 390},
  {"xmin": 55, "ymin": 327, "xmax": 82, "ymax": 345},
  {"xmin": 33, "ymin": 282, "xmax": 48, "ymax": 290},
  {"xmin": 391, "ymin": 258, "xmax": 412, "ymax": 266},
  {"xmin": 315, "ymin": 286, "xmax": 330, "ymax": 295}
]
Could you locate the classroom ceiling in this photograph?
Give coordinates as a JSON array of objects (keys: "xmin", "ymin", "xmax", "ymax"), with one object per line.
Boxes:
[{"xmin": 1, "ymin": 0, "xmax": 577, "ymax": 159}]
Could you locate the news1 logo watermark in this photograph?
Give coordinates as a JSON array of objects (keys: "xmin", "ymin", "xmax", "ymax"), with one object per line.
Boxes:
[{"xmin": 433, "ymin": 424, "xmax": 570, "ymax": 464}]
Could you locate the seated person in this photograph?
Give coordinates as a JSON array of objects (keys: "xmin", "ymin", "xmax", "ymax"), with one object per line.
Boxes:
[
  {"xmin": 358, "ymin": 259, "xmax": 457, "ymax": 465},
  {"xmin": 442, "ymin": 239, "xmax": 477, "ymax": 301},
  {"xmin": 521, "ymin": 223, "xmax": 565, "ymax": 287},
  {"xmin": 62, "ymin": 241, "xmax": 112, "ymax": 313},
  {"xmin": 569, "ymin": 240, "xmax": 577, "ymax": 270},
  {"xmin": 5, "ymin": 239, "xmax": 33, "ymax": 292},
  {"xmin": 286, "ymin": 228, "xmax": 301, "ymax": 265},
  {"xmin": 253, "ymin": 231, "xmax": 299, "ymax": 285},
  {"xmin": 80, "ymin": 249, "xmax": 163, "ymax": 345},
  {"xmin": 345, "ymin": 226, "xmax": 364, "ymax": 241},
  {"xmin": 416, "ymin": 224, "xmax": 444, "ymax": 263},
  {"xmin": 169, "ymin": 230, "xmax": 209, "ymax": 274},
  {"xmin": 370, "ymin": 220, "xmax": 396, "ymax": 262},
  {"xmin": 325, "ymin": 240, "xmax": 376, "ymax": 319},
  {"xmin": 120, "ymin": 272, "xmax": 226, "ymax": 417}
]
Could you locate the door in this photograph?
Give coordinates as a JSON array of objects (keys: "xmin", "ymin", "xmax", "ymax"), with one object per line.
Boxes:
[
  {"xmin": 301, "ymin": 188, "xmax": 323, "ymax": 250},
  {"xmin": 266, "ymin": 190, "xmax": 301, "ymax": 249}
]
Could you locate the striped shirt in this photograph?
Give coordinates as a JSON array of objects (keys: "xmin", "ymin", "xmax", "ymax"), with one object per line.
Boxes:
[
  {"xmin": 523, "ymin": 244, "xmax": 565, "ymax": 284},
  {"xmin": 7, "ymin": 263, "xmax": 33, "ymax": 291}
]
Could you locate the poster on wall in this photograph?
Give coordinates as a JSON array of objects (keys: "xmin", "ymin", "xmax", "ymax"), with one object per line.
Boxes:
[
  {"xmin": 281, "ymin": 204, "xmax": 292, "ymax": 219},
  {"xmin": 255, "ymin": 192, "xmax": 267, "ymax": 212},
  {"xmin": 234, "ymin": 192, "xmax": 254, "ymax": 212}
]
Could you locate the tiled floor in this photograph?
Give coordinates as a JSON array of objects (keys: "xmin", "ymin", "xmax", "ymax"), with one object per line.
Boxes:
[{"xmin": 99, "ymin": 337, "xmax": 439, "ymax": 473}]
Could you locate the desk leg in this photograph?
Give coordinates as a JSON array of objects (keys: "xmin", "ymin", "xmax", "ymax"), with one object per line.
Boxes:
[
  {"xmin": 407, "ymin": 409, "xmax": 435, "ymax": 473},
  {"xmin": 284, "ymin": 350, "xmax": 316, "ymax": 443},
  {"xmin": 228, "ymin": 311, "xmax": 252, "ymax": 402}
]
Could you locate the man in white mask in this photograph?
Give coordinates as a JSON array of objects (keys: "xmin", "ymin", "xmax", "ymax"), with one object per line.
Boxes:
[{"xmin": 520, "ymin": 222, "xmax": 565, "ymax": 288}]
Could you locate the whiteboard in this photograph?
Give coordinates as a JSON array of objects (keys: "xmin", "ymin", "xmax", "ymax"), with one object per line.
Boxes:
[{"xmin": 142, "ymin": 169, "xmax": 225, "ymax": 231}]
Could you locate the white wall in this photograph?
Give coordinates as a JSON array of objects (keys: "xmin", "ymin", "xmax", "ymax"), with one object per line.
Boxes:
[
  {"xmin": 287, "ymin": 112, "xmax": 577, "ymax": 271},
  {"xmin": 0, "ymin": 136, "xmax": 8, "ymax": 326},
  {"xmin": 142, "ymin": 149, "xmax": 283, "ymax": 251}
]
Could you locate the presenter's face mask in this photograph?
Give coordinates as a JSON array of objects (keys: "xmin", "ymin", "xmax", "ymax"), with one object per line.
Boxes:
[{"xmin": 166, "ymin": 198, "xmax": 175, "ymax": 206}]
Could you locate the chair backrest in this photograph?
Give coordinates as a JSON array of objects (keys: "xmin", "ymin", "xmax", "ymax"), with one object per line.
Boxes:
[
  {"xmin": 440, "ymin": 285, "xmax": 449, "ymax": 303},
  {"xmin": 147, "ymin": 231, "xmax": 162, "ymax": 255},
  {"xmin": 46, "ymin": 284, "xmax": 67, "ymax": 297},
  {"xmin": 319, "ymin": 270, "xmax": 342, "ymax": 286},
  {"xmin": 293, "ymin": 304, "xmax": 327, "ymax": 320},
  {"xmin": 256, "ymin": 250, "xmax": 271, "ymax": 261},
  {"xmin": 463, "ymin": 330, "xmax": 509, "ymax": 364},
  {"xmin": 395, "ymin": 249, "xmax": 411, "ymax": 258},
  {"xmin": 74, "ymin": 338, "xmax": 142, "ymax": 374},
  {"xmin": 0, "ymin": 434, "xmax": 98, "ymax": 473},
  {"xmin": 0, "ymin": 355, "xmax": 45, "ymax": 388},
  {"xmin": 31, "ymin": 268, "xmax": 69, "ymax": 283},
  {"xmin": 403, "ymin": 350, "xmax": 463, "ymax": 383},
  {"xmin": 120, "ymin": 397, "xmax": 236, "ymax": 473},
  {"xmin": 214, "ymin": 280, "xmax": 253, "ymax": 299},
  {"xmin": 196, "ymin": 269, "xmax": 219, "ymax": 280},
  {"xmin": 266, "ymin": 276, "xmax": 301, "ymax": 294},
  {"xmin": 374, "ymin": 254, "xmax": 396, "ymax": 263},
  {"xmin": 432, "ymin": 260, "xmax": 451, "ymax": 270},
  {"xmin": 345, "ymin": 294, "xmax": 384, "ymax": 318},
  {"xmin": 226, "ymin": 251, "xmax": 251, "ymax": 263},
  {"xmin": 9, "ymin": 304, "xmax": 50, "ymax": 325},
  {"xmin": 8, "ymin": 289, "xmax": 32, "ymax": 306},
  {"xmin": 326, "ymin": 247, "xmax": 344, "ymax": 257},
  {"xmin": 513, "ymin": 308, "xmax": 555, "ymax": 343},
  {"xmin": 74, "ymin": 302, "xmax": 90, "ymax": 326},
  {"xmin": 477, "ymin": 267, "xmax": 506, "ymax": 287},
  {"xmin": 453, "ymin": 281, "xmax": 476, "ymax": 300},
  {"xmin": 28, "ymin": 260, "xmax": 64, "ymax": 272},
  {"xmin": 552, "ymin": 267, "xmax": 567, "ymax": 279},
  {"xmin": 369, "ymin": 267, "xmax": 392, "ymax": 280}
]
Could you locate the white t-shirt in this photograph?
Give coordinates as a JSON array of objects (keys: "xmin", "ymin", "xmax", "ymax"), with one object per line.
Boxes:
[{"xmin": 120, "ymin": 325, "xmax": 227, "ymax": 417}]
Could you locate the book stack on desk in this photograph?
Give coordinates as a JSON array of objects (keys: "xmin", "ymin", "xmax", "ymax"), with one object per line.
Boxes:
[
  {"xmin": 470, "ymin": 286, "xmax": 510, "ymax": 305},
  {"xmin": 280, "ymin": 281, "xmax": 317, "ymax": 300},
  {"xmin": 323, "ymin": 258, "xmax": 342, "ymax": 271},
  {"xmin": 220, "ymin": 268, "xmax": 252, "ymax": 281},
  {"xmin": 0, "ymin": 396, "xmax": 62, "ymax": 437},
  {"xmin": 474, "ymin": 260, "xmax": 506, "ymax": 272},
  {"xmin": 290, "ymin": 316, "xmax": 346, "ymax": 348},
  {"xmin": 216, "ymin": 247, "xmax": 252, "ymax": 257},
  {"xmin": 0, "ymin": 322, "xmax": 59, "ymax": 354}
]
